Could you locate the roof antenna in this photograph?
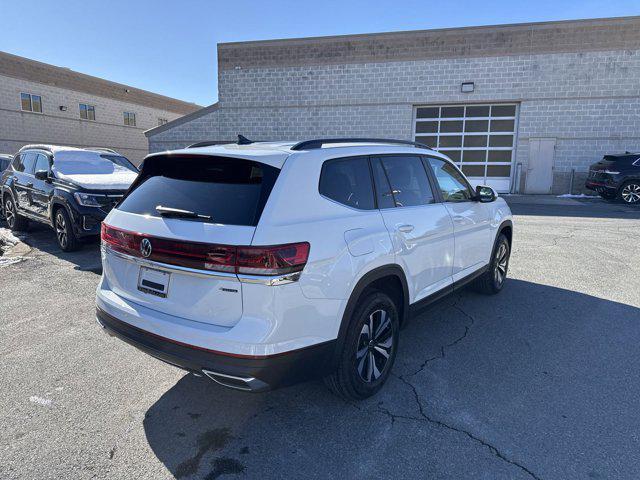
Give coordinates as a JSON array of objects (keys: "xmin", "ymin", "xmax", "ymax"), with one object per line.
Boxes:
[{"xmin": 237, "ymin": 134, "xmax": 252, "ymax": 145}]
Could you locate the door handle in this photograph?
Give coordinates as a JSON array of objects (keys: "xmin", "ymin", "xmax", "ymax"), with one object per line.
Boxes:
[
  {"xmin": 397, "ymin": 224, "xmax": 414, "ymax": 233},
  {"xmin": 452, "ymin": 215, "xmax": 465, "ymax": 223},
  {"xmin": 26, "ymin": 183, "xmax": 33, "ymax": 188}
]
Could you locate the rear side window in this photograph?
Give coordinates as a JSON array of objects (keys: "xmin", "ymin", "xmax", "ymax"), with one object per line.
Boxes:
[
  {"xmin": 319, "ymin": 156, "xmax": 375, "ymax": 210},
  {"xmin": 0, "ymin": 158, "xmax": 9, "ymax": 171},
  {"xmin": 117, "ymin": 156, "xmax": 279, "ymax": 227}
]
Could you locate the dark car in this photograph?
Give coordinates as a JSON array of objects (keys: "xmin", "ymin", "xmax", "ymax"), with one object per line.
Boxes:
[
  {"xmin": 0, "ymin": 154, "xmax": 13, "ymax": 220},
  {"xmin": 0, "ymin": 145, "xmax": 138, "ymax": 251},
  {"xmin": 585, "ymin": 152, "xmax": 640, "ymax": 205}
]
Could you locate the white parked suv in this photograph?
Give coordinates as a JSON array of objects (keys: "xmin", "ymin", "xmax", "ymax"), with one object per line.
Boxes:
[{"xmin": 96, "ymin": 138, "xmax": 513, "ymax": 400}]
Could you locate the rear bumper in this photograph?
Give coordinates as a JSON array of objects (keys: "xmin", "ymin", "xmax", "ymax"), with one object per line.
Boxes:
[
  {"xmin": 585, "ymin": 180, "xmax": 618, "ymax": 195},
  {"xmin": 96, "ymin": 307, "xmax": 336, "ymax": 392}
]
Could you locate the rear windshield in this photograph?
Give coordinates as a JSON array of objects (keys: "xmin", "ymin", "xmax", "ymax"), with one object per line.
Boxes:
[
  {"xmin": 601, "ymin": 155, "xmax": 638, "ymax": 166},
  {"xmin": 117, "ymin": 156, "xmax": 280, "ymax": 227}
]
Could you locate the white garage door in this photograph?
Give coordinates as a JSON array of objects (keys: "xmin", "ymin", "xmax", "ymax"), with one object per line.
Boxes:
[{"xmin": 413, "ymin": 104, "xmax": 518, "ymax": 193}]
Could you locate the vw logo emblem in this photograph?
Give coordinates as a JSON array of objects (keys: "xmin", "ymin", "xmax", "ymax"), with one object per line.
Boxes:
[{"xmin": 140, "ymin": 238, "xmax": 152, "ymax": 258}]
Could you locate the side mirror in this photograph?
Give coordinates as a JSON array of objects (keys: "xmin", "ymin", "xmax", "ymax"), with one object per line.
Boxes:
[
  {"xmin": 34, "ymin": 170, "xmax": 50, "ymax": 181},
  {"xmin": 475, "ymin": 185, "xmax": 497, "ymax": 203}
]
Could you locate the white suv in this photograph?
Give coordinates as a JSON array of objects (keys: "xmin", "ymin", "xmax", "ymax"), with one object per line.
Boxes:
[{"xmin": 96, "ymin": 138, "xmax": 513, "ymax": 400}]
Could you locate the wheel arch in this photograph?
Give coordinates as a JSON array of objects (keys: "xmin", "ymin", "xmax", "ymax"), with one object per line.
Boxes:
[
  {"xmin": 498, "ymin": 219, "xmax": 513, "ymax": 247},
  {"xmin": 49, "ymin": 194, "xmax": 74, "ymax": 227},
  {"xmin": 332, "ymin": 265, "xmax": 410, "ymax": 368}
]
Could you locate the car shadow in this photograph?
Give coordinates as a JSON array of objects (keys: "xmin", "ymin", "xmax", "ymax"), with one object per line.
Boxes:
[
  {"xmin": 506, "ymin": 197, "xmax": 640, "ymax": 219},
  {"xmin": 142, "ymin": 279, "xmax": 640, "ymax": 479},
  {"xmin": 0, "ymin": 219, "xmax": 103, "ymax": 274}
]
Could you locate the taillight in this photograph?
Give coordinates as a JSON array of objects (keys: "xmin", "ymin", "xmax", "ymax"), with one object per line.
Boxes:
[
  {"xmin": 236, "ymin": 243, "xmax": 310, "ymax": 275},
  {"xmin": 101, "ymin": 224, "xmax": 309, "ymax": 276}
]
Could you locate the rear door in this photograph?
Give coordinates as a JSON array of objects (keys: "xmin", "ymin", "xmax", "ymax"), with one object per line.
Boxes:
[
  {"xmin": 102, "ymin": 155, "xmax": 280, "ymax": 327},
  {"xmin": 372, "ymin": 155, "xmax": 454, "ymax": 302},
  {"xmin": 13, "ymin": 152, "xmax": 36, "ymax": 213},
  {"xmin": 426, "ymin": 157, "xmax": 492, "ymax": 281}
]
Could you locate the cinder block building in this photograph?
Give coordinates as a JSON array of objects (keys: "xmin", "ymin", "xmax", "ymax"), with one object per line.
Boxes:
[
  {"xmin": 146, "ymin": 16, "xmax": 640, "ymax": 194},
  {"xmin": 0, "ymin": 51, "xmax": 200, "ymax": 164}
]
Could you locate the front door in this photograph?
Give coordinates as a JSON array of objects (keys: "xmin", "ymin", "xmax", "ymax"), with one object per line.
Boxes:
[
  {"xmin": 31, "ymin": 153, "xmax": 53, "ymax": 218},
  {"xmin": 525, "ymin": 138, "xmax": 556, "ymax": 194},
  {"xmin": 426, "ymin": 157, "xmax": 492, "ymax": 281},
  {"xmin": 371, "ymin": 155, "xmax": 455, "ymax": 303}
]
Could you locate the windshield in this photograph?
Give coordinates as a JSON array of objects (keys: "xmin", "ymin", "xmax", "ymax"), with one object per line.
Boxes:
[{"xmin": 53, "ymin": 151, "xmax": 137, "ymax": 176}]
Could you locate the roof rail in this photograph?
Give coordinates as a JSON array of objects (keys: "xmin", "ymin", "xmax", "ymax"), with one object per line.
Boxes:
[
  {"xmin": 89, "ymin": 147, "xmax": 119, "ymax": 154},
  {"xmin": 187, "ymin": 141, "xmax": 228, "ymax": 149},
  {"xmin": 18, "ymin": 144, "xmax": 55, "ymax": 153},
  {"xmin": 290, "ymin": 138, "xmax": 433, "ymax": 151},
  {"xmin": 187, "ymin": 135, "xmax": 254, "ymax": 149}
]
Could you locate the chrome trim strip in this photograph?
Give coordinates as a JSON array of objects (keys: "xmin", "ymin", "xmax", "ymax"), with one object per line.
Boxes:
[
  {"xmin": 238, "ymin": 271, "xmax": 301, "ymax": 286},
  {"xmin": 102, "ymin": 244, "xmax": 237, "ymax": 280},
  {"xmin": 201, "ymin": 369, "xmax": 257, "ymax": 391},
  {"xmin": 102, "ymin": 244, "xmax": 302, "ymax": 285}
]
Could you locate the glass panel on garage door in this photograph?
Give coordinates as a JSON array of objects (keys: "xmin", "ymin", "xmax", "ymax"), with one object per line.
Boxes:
[{"xmin": 414, "ymin": 104, "xmax": 518, "ymax": 193}]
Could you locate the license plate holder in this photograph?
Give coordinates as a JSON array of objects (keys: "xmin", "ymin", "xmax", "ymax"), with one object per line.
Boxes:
[{"xmin": 137, "ymin": 266, "xmax": 170, "ymax": 298}]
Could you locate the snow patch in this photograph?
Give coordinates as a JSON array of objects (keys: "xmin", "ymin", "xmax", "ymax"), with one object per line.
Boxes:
[
  {"xmin": 54, "ymin": 171, "xmax": 136, "ymax": 190},
  {"xmin": 556, "ymin": 194, "xmax": 596, "ymax": 198},
  {"xmin": 29, "ymin": 396, "xmax": 52, "ymax": 407}
]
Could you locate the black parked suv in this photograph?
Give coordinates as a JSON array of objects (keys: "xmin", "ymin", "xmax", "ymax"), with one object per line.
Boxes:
[
  {"xmin": 0, "ymin": 154, "xmax": 12, "ymax": 220},
  {"xmin": 0, "ymin": 145, "xmax": 138, "ymax": 251},
  {"xmin": 585, "ymin": 152, "xmax": 640, "ymax": 204}
]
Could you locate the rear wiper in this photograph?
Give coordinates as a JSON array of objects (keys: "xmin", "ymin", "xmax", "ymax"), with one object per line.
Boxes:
[{"xmin": 155, "ymin": 205, "xmax": 212, "ymax": 220}]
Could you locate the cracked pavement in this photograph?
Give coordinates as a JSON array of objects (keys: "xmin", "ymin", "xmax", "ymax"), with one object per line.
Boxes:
[{"xmin": 1, "ymin": 198, "xmax": 640, "ymax": 479}]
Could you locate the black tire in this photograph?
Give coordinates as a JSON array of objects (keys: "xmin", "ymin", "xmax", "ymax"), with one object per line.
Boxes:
[
  {"xmin": 3, "ymin": 195, "xmax": 29, "ymax": 231},
  {"xmin": 617, "ymin": 181, "xmax": 640, "ymax": 205},
  {"xmin": 599, "ymin": 193, "xmax": 616, "ymax": 202},
  {"xmin": 324, "ymin": 291, "xmax": 399, "ymax": 400},
  {"xmin": 54, "ymin": 207, "xmax": 80, "ymax": 252},
  {"xmin": 473, "ymin": 233, "xmax": 510, "ymax": 295}
]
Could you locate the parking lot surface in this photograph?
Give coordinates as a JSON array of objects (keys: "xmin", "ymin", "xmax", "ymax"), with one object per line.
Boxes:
[{"xmin": 1, "ymin": 197, "xmax": 640, "ymax": 480}]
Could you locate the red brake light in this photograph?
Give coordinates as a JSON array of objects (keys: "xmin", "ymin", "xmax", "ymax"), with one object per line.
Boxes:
[
  {"xmin": 101, "ymin": 224, "xmax": 309, "ymax": 276},
  {"xmin": 236, "ymin": 243, "xmax": 310, "ymax": 275}
]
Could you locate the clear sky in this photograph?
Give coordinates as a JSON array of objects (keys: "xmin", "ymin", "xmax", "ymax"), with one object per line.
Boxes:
[{"xmin": 0, "ymin": 0, "xmax": 638, "ymax": 106}]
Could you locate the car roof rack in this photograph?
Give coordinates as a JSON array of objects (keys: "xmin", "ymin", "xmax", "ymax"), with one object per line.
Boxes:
[
  {"xmin": 188, "ymin": 135, "xmax": 254, "ymax": 149},
  {"xmin": 89, "ymin": 147, "xmax": 119, "ymax": 154},
  {"xmin": 18, "ymin": 144, "xmax": 55, "ymax": 153},
  {"xmin": 186, "ymin": 141, "xmax": 227, "ymax": 149},
  {"xmin": 290, "ymin": 138, "xmax": 433, "ymax": 151}
]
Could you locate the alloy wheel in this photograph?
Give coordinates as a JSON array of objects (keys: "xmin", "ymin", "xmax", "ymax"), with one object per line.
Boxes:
[
  {"xmin": 621, "ymin": 184, "xmax": 640, "ymax": 204},
  {"xmin": 494, "ymin": 242, "xmax": 509, "ymax": 286},
  {"xmin": 355, "ymin": 309, "xmax": 394, "ymax": 383},
  {"xmin": 5, "ymin": 199, "xmax": 15, "ymax": 228},
  {"xmin": 56, "ymin": 212, "xmax": 68, "ymax": 249}
]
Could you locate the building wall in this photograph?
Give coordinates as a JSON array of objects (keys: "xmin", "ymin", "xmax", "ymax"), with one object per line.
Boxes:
[
  {"xmin": 147, "ymin": 106, "xmax": 221, "ymax": 153},
  {"xmin": 148, "ymin": 17, "xmax": 640, "ymax": 193},
  {"xmin": 215, "ymin": 49, "xmax": 640, "ymax": 193},
  {"xmin": 0, "ymin": 74, "xmax": 186, "ymax": 164}
]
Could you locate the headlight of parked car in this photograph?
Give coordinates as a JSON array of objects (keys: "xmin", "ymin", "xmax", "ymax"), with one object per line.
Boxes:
[{"xmin": 74, "ymin": 192, "xmax": 107, "ymax": 207}]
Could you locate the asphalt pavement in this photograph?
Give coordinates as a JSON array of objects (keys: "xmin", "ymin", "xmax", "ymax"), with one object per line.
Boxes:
[{"xmin": 1, "ymin": 196, "xmax": 639, "ymax": 480}]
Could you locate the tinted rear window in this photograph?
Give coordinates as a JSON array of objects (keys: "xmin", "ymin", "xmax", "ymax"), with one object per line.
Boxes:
[
  {"xmin": 117, "ymin": 156, "xmax": 279, "ymax": 227},
  {"xmin": 319, "ymin": 156, "xmax": 375, "ymax": 210},
  {"xmin": 602, "ymin": 155, "xmax": 639, "ymax": 166}
]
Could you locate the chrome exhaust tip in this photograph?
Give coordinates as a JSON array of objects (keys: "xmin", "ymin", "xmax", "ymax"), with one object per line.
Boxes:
[{"xmin": 201, "ymin": 369, "xmax": 268, "ymax": 392}]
